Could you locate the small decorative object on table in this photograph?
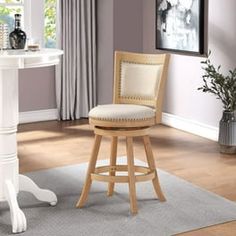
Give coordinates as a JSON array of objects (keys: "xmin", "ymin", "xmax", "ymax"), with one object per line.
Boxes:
[
  {"xmin": 0, "ymin": 23, "xmax": 9, "ymax": 49},
  {"xmin": 27, "ymin": 44, "xmax": 40, "ymax": 51},
  {"xmin": 198, "ymin": 52, "xmax": 236, "ymax": 154},
  {"xmin": 27, "ymin": 38, "xmax": 41, "ymax": 51},
  {"xmin": 9, "ymin": 14, "xmax": 26, "ymax": 49}
]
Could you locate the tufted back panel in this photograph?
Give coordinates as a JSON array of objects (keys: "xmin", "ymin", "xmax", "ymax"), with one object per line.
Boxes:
[
  {"xmin": 113, "ymin": 51, "xmax": 170, "ymax": 124},
  {"xmin": 120, "ymin": 62, "xmax": 163, "ymax": 100}
]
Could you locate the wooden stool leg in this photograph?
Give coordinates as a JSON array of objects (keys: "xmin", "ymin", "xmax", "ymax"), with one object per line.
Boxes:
[
  {"xmin": 143, "ymin": 135, "xmax": 166, "ymax": 202},
  {"xmin": 126, "ymin": 137, "xmax": 138, "ymax": 214},
  {"xmin": 107, "ymin": 137, "xmax": 118, "ymax": 196},
  {"xmin": 76, "ymin": 134, "xmax": 102, "ymax": 208}
]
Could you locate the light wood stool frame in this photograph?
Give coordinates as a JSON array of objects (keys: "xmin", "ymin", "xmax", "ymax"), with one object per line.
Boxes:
[
  {"xmin": 76, "ymin": 127, "xmax": 166, "ymax": 214},
  {"xmin": 76, "ymin": 51, "xmax": 170, "ymax": 214}
]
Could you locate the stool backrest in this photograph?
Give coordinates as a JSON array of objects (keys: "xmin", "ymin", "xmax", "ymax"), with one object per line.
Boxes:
[{"xmin": 113, "ymin": 51, "xmax": 170, "ymax": 124}]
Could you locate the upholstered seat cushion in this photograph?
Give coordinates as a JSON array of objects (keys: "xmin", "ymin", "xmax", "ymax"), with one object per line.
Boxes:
[{"xmin": 89, "ymin": 104, "xmax": 155, "ymax": 121}]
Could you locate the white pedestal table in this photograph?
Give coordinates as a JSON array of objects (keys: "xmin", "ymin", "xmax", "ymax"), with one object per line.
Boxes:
[{"xmin": 0, "ymin": 48, "xmax": 63, "ymax": 233}]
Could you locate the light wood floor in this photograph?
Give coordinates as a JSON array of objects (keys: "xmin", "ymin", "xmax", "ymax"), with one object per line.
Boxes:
[{"xmin": 18, "ymin": 119, "xmax": 236, "ymax": 235}]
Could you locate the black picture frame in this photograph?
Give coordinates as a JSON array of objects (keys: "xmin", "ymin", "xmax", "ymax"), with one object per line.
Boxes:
[{"xmin": 156, "ymin": 0, "xmax": 207, "ymax": 55}]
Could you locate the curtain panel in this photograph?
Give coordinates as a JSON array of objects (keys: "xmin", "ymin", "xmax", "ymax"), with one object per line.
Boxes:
[{"xmin": 56, "ymin": 0, "xmax": 97, "ymax": 120}]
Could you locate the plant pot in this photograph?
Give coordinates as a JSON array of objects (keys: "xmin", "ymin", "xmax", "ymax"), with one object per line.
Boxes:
[{"xmin": 218, "ymin": 110, "xmax": 236, "ymax": 154}]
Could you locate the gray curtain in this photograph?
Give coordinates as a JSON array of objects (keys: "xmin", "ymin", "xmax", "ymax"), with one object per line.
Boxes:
[{"xmin": 56, "ymin": 0, "xmax": 97, "ymax": 120}]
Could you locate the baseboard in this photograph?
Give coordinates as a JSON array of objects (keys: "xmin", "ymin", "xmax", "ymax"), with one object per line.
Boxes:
[
  {"xmin": 19, "ymin": 109, "xmax": 58, "ymax": 124},
  {"xmin": 162, "ymin": 112, "xmax": 219, "ymax": 141}
]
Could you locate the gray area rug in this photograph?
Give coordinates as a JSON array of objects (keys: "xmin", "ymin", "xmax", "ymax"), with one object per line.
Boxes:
[{"xmin": 1, "ymin": 157, "xmax": 236, "ymax": 236}]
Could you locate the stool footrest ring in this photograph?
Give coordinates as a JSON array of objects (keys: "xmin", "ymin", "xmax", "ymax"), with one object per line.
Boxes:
[{"xmin": 91, "ymin": 165, "xmax": 156, "ymax": 183}]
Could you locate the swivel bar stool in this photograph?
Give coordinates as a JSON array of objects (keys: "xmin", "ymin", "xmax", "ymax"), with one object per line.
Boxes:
[{"xmin": 77, "ymin": 51, "xmax": 170, "ymax": 214}]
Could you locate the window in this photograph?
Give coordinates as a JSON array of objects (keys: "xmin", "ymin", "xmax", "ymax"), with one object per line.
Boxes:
[
  {"xmin": 44, "ymin": 0, "xmax": 56, "ymax": 48},
  {"xmin": 0, "ymin": 0, "xmax": 24, "ymax": 33},
  {"xmin": 0, "ymin": 0, "xmax": 57, "ymax": 48}
]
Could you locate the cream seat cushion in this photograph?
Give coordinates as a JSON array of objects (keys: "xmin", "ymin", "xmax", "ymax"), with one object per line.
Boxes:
[{"xmin": 89, "ymin": 104, "xmax": 155, "ymax": 121}]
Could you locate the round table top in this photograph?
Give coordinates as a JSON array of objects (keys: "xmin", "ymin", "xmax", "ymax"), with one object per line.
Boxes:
[
  {"xmin": 0, "ymin": 48, "xmax": 63, "ymax": 69},
  {"xmin": 0, "ymin": 48, "xmax": 63, "ymax": 59}
]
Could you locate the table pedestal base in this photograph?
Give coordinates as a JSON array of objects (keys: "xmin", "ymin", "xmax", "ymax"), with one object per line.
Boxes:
[
  {"xmin": 0, "ymin": 69, "xmax": 57, "ymax": 234},
  {"xmin": 2, "ymin": 174, "xmax": 57, "ymax": 234},
  {"xmin": 4, "ymin": 179, "xmax": 26, "ymax": 234}
]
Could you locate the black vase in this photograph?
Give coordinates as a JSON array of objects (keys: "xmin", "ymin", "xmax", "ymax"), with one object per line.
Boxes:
[{"xmin": 9, "ymin": 14, "xmax": 26, "ymax": 49}]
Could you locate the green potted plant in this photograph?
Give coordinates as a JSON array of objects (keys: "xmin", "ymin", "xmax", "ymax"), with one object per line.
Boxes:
[{"xmin": 198, "ymin": 52, "xmax": 236, "ymax": 154}]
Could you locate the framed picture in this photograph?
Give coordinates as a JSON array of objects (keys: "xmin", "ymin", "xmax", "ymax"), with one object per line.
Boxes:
[{"xmin": 156, "ymin": 0, "xmax": 206, "ymax": 55}]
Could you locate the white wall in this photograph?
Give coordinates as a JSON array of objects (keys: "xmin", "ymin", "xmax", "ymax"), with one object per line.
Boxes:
[
  {"xmin": 114, "ymin": 0, "xmax": 143, "ymax": 53},
  {"xmin": 19, "ymin": 67, "xmax": 56, "ymax": 112},
  {"xmin": 143, "ymin": 0, "xmax": 236, "ymax": 127},
  {"xmin": 97, "ymin": 0, "xmax": 144, "ymax": 105}
]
